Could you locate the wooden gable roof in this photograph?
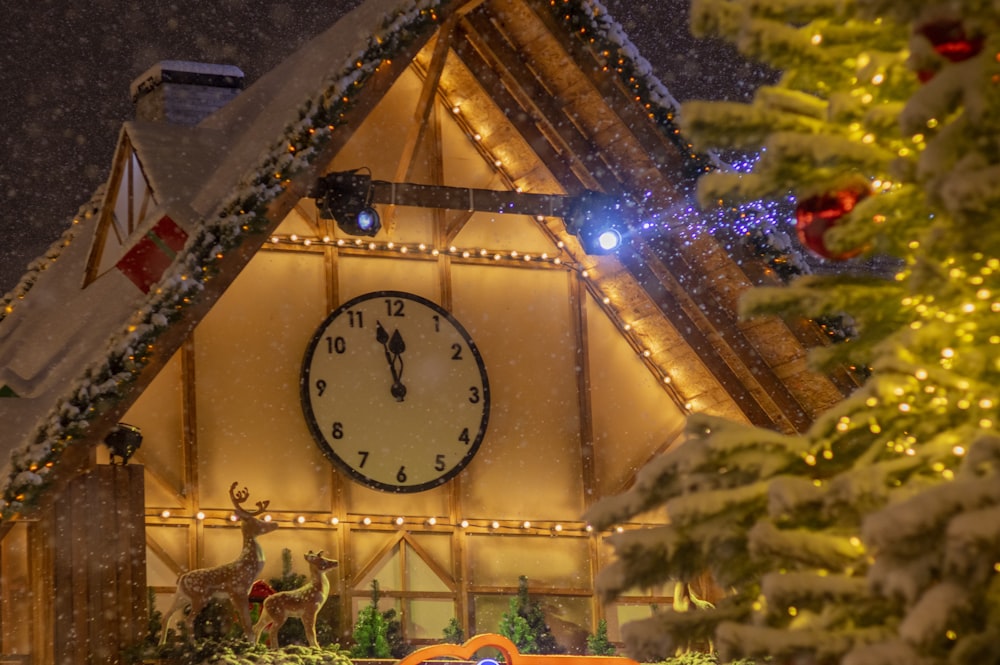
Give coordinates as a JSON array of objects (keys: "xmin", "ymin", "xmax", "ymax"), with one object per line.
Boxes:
[{"xmin": 0, "ymin": 0, "xmax": 852, "ymax": 526}]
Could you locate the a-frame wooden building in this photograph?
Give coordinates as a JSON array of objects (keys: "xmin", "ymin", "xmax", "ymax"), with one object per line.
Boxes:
[{"xmin": 0, "ymin": 0, "xmax": 852, "ymax": 661}]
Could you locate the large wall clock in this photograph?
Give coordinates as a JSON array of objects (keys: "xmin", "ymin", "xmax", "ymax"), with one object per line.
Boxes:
[{"xmin": 301, "ymin": 291, "xmax": 490, "ymax": 492}]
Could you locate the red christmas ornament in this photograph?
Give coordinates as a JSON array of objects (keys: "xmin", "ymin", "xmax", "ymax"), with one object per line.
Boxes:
[
  {"xmin": 795, "ymin": 183, "xmax": 870, "ymax": 260},
  {"xmin": 913, "ymin": 19, "xmax": 983, "ymax": 82},
  {"xmin": 248, "ymin": 579, "xmax": 276, "ymax": 603},
  {"xmin": 917, "ymin": 19, "xmax": 983, "ymax": 63}
]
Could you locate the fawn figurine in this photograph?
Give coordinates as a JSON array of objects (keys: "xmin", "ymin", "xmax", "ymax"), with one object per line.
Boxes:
[
  {"xmin": 253, "ymin": 550, "xmax": 339, "ymax": 647},
  {"xmin": 159, "ymin": 483, "xmax": 278, "ymax": 644}
]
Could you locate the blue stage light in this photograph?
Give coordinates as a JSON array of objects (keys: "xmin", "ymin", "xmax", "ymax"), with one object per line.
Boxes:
[
  {"xmin": 313, "ymin": 169, "xmax": 382, "ymax": 237},
  {"xmin": 356, "ymin": 207, "xmax": 380, "ymax": 234},
  {"xmin": 566, "ymin": 191, "xmax": 627, "ymax": 254},
  {"xmin": 595, "ymin": 228, "xmax": 622, "ymax": 251}
]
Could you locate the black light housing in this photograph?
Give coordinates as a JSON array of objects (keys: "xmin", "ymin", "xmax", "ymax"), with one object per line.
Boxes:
[
  {"xmin": 565, "ymin": 191, "xmax": 626, "ymax": 254},
  {"xmin": 103, "ymin": 422, "xmax": 143, "ymax": 465},
  {"xmin": 313, "ymin": 169, "xmax": 382, "ymax": 237}
]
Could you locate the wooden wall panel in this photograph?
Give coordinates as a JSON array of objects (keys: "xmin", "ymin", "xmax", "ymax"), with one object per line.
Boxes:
[
  {"xmin": 30, "ymin": 465, "xmax": 145, "ymax": 664},
  {"xmin": 1, "ymin": 524, "xmax": 32, "ymax": 658}
]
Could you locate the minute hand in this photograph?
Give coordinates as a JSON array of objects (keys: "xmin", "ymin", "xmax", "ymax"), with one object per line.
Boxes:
[{"xmin": 375, "ymin": 321, "xmax": 407, "ymax": 401}]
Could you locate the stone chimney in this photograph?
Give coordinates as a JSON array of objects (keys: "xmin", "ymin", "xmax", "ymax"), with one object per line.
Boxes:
[{"xmin": 130, "ymin": 60, "xmax": 244, "ymax": 125}]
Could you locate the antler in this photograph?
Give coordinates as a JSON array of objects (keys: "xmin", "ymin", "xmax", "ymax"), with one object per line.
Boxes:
[
  {"xmin": 160, "ymin": 482, "xmax": 279, "ymax": 645},
  {"xmin": 229, "ymin": 481, "xmax": 269, "ymax": 517}
]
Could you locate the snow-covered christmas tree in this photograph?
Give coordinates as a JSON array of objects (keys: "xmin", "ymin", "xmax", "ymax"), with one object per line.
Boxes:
[{"xmin": 588, "ymin": 1, "xmax": 1000, "ymax": 664}]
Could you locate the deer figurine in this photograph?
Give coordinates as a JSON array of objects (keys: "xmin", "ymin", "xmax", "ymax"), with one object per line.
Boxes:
[
  {"xmin": 252, "ymin": 550, "xmax": 339, "ymax": 648},
  {"xmin": 159, "ymin": 482, "xmax": 279, "ymax": 644}
]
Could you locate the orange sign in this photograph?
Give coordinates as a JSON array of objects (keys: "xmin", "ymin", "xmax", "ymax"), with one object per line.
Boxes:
[{"xmin": 395, "ymin": 633, "xmax": 639, "ymax": 665}]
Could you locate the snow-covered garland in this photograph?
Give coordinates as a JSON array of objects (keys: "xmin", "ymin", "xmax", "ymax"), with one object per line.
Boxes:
[
  {"xmin": 0, "ymin": 0, "xmax": 445, "ymax": 520},
  {"xmin": 0, "ymin": 190, "xmax": 105, "ymax": 323},
  {"xmin": 545, "ymin": 0, "xmax": 716, "ymax": 178}
]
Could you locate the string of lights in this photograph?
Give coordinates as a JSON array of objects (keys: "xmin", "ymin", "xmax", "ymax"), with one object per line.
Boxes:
[{"xmin": 148, "ymin": 509, "xmax": 646, "ymax": 536}]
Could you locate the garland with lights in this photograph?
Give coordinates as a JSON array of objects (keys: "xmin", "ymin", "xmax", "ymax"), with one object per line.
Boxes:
[
  {"xmin": 541, "ymin": 0, "xmax": 716, "ymax": 178},
  {"xmin": 0, "ymin": 193, "xmax": 103, "ymax": 324}
]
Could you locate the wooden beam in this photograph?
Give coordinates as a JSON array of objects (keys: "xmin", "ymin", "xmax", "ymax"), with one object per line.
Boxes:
[
  {"xmin": 712, "ymin": 225, "xmax": 860, "ymax": 399},
  {"xmin": 638, "ymin": 233, "xmax": 815, "ymax": 431},
  {"xmin": 394, "ymin": 15, "xmax": 459, "ymax": 185},
  {"xmin": 404, "ymin": 532, "xmax": 457, "ymax": 591},
  {"xmin": 83, "ymin": 135, "xmax": 128, "ymax": 285},
  {"xmin": 522, "ymin": 0, "xmax": 692, "ymax": 181},
  {"xmin": 616, "ymin": 242, "xmax": 784, "ymax": 430},
  {"xmin": 349, "ymin": 530, "xmax": 406, "ymax": 588},
  {"xmin": 451, "ymin": 24, "xmax": 583, "ymax": 190},
  {"xmin": 369, "ymin": 179, "xmax": 570, "ymax": 214},
  {"xmin": 146, "ymin": 528, "xmax": 185, "ymax": 578},
  {"xmin": 570, "ymin": 276, "xmax": 597, "ymax": 510},
  {"xmin": 459, "ymin": 8, "xmax": 613, "ymax": 191}
]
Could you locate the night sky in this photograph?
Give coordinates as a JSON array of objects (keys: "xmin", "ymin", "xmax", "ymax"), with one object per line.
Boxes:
[{"xmin": 0, "ymin": 0, "xmax": 768, "ymax": 293}]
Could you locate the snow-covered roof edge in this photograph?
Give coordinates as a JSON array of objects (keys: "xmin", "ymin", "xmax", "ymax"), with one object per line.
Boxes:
[{"xmin": 0, "ymin": 0, "xmax": 710, "ymax": 520}]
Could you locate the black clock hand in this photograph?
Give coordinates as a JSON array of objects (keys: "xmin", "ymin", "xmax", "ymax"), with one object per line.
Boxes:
[{"xmin": 376, "ymin": 321, "xmax": 407, "ymax": 401}]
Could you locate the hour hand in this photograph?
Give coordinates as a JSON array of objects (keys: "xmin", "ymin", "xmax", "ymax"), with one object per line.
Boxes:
[{"xmin": 376, "ymin": 321, "xmax": 407, "ymax": 401}]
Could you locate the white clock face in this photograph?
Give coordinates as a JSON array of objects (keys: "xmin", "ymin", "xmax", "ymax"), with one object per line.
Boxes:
[{"xmin": 301, "ymin": 291, "xmax": 490, "ymax": 492}]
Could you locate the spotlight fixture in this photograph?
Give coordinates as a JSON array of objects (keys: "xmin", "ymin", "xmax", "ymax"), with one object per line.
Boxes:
[
  {"xmin": 565, "ymin": 191, "xmax": 627, "ymax": 254},
  {"xmin": 103, "ymin": 422, "xmax": 143, "ymax": 465},
  {"xmin": 312, "ymin": 168, "xmax": 381, "ymax": 237}
]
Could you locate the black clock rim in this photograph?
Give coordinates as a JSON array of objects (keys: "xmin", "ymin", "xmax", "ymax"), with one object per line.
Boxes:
[{"xmin": 300, "ymin": 290, "xmax": 490, "ymax": 493}]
